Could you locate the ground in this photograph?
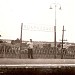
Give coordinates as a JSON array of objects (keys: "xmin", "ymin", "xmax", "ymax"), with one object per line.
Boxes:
[{"xmin": 0, "ymin": 58, "xmax": 75, "ymax": 68}]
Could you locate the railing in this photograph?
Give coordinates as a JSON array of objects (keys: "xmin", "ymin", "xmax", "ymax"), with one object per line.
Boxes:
[{"xmin": 0, "ymin": 44, "xmax": 75, "ymax": 59}]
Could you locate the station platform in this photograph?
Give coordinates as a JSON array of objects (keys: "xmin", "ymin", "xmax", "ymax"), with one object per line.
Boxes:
[{"xmin": 0, "ymin": 58, "xmax": 75, "ymax": 68}]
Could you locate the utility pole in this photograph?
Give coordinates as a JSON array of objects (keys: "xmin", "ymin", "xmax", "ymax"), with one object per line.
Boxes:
[
  {"xmin": 19, "ymin": 23, "xmax": 23, "ymax": 58},
  {"xmin": 61, "ymin": 26, "xmax": 67, "ymax": 59}
]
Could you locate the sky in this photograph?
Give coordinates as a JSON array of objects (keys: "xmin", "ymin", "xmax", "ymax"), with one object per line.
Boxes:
[{"xmin": 0, "ymin": 0, "xmax": 75, "ymax": 43}]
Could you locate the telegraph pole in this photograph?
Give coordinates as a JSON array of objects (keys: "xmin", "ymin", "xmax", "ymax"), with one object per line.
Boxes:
[
  {"xmin": 61, "ymin": 26, "xmax": 66, "ymax": 59},
  {"xmin": 19, "ymin": 23, "xmax": 23, "ymax": 58}
]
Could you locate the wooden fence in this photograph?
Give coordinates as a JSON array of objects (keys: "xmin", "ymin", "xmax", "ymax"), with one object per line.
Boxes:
[{"xmin": 0, "ymin": 44, "xmax": 75, "ymax": 59}]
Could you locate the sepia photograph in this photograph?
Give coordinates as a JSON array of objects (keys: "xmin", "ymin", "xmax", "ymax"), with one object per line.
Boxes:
[{"xmin": 0, "ymin": 0, "xmax": 75, "ymax": 74}]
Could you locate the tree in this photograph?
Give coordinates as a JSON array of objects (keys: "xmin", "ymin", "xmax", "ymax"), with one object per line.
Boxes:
[
  {"xmin": 15, "ymin": 38, "xmax": 20, "ymax": 43},
  {"xmin": 11, "ymin": 40, "xmax": 15, "ymax": 45},
  {"xmin": 0, "ymin": 40, "xmax": 3, "ymax": 43}
]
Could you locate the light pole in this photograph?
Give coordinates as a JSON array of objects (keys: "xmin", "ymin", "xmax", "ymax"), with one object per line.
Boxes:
[{"xmin": 49, "ymin": 3, "xmax": 61, "ymax": 58}]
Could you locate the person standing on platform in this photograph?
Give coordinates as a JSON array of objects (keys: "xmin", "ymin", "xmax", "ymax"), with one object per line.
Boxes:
[{"xmin": 27, "ymin": 39, "xmax": 33, "ymax": 59}]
